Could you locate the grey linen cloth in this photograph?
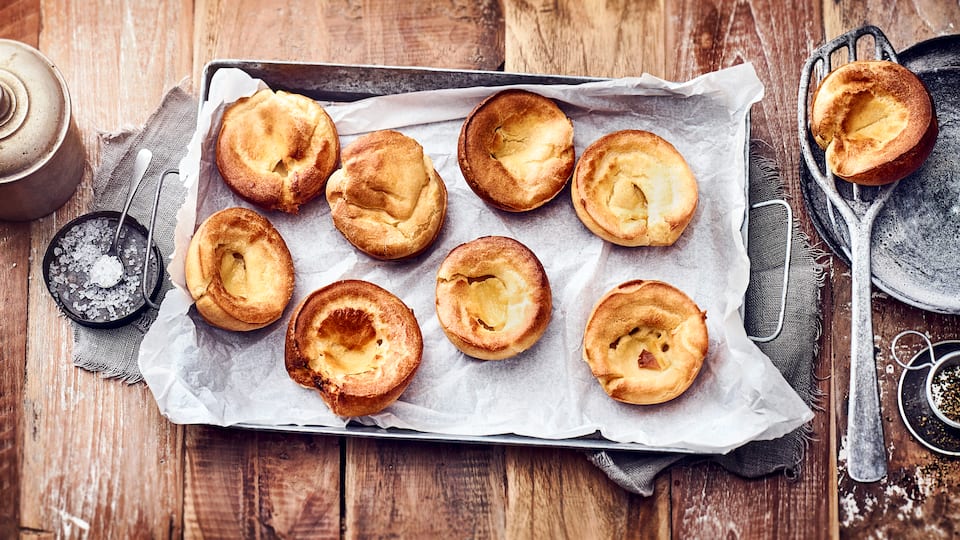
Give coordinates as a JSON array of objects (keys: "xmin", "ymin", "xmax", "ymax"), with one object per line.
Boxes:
[
  {"xmin": 76, "ymin": 92, "xmax": 823, "ymax": 489},
  {"xmin": 588, "ymin": 140, "xmax": 824, "ymax": 494},
  {"xmin": 73, "ymin": 86, "xmax": 196, "ymax": 382}
]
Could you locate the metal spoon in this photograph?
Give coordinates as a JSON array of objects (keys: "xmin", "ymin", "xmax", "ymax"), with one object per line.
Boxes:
[{"xmin": 89, "ymin": 148, "xmax": 152, "ymax": 288}]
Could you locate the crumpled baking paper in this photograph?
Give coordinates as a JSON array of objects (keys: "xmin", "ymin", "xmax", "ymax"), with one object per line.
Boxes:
[{"xmin": 139, "ymin": 63, "xmax": 813, "ymax": 454}]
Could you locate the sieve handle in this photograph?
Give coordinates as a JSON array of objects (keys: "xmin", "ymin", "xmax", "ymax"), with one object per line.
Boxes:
[
  {"xmin": 845, "ymin": 224, "xmax": 886, "ymax": 483},
  {"xmin": 141, "ymin": 169, "xmax": 178, "ymax": 309}
]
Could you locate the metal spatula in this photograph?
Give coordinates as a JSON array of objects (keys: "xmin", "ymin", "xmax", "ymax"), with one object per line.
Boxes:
[{"xmin": 797, "ymin": 25, "xmax": 900, "ymax": 483}]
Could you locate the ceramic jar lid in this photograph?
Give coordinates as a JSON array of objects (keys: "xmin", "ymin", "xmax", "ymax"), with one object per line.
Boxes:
[
  {"xmin": 0, "ymin": 39, "xmax": 71, "ymax": 178},
  {"xmin": 0, "ymin": 39, "xmax": 84, "ymax": 221}
]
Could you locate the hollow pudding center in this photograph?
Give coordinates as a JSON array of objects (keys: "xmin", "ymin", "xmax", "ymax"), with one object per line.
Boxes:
[
  {"xmin": 608, "ymin": 327, "xmax": 671, "ymax": 374},
  {"xmin": 608, "ymin": 172, "xmax": 648, "ymax": 224},
  {"xmin": 599, "ymin": 152, "xmax": 678, "ymax": 227},
  {"xmin": 842, "ymin": 91, "xmax": 908, "ymax": 144},
  {"xmin": 220, "ymin": 251, "xmax": 248, "ymax": 297},
  {"xmin": 491, "ymin": 114, "xmax": 570, "ymax": 182},
  {"xmin": 461, "ymin": 268, "xmax": 533, "ymax": 333},
  {"xmin": 313, "ymin": 307, "xmax": 385, "ymax": 377},
  {"xmin": 466, "ymin": 276, "xmax": 510, "ymax": 331}
]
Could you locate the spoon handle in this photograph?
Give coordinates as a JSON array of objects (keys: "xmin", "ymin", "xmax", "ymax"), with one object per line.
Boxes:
[{"xmin": 112, "ymin": 148, "xmax": 153, "ymax": 249}]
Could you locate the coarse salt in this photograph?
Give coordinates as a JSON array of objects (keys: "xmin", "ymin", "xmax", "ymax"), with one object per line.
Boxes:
[
  {"xmin": 45, "ymin": 215, "xmax": 159, "ymax": 324},
  {"xmin": 90, "ymin": 254, "xmax": 124, "ymax": 288}
]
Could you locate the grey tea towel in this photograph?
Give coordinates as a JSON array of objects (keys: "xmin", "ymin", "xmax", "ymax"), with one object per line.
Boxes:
[{"xmin": 73, "ymin": 86, "xmax": 197, "ymax": 383}]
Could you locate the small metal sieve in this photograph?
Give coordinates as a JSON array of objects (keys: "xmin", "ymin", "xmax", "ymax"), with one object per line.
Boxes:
[
  {"xmin": 42, "ymin": 168, "xmax": 177, "ymax": 328},
  {"xmin": 893, "ymin": 331, "xmax": 960, "ymax": 431},
  {"xmin": 43, "ymin": 211, "xmax": 163, "ymax": 328}
]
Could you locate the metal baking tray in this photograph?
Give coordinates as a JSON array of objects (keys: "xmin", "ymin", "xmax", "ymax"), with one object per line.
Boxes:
[{"xmin": 197, "ymin": 59, "xmax": 755, "ymax": 453}]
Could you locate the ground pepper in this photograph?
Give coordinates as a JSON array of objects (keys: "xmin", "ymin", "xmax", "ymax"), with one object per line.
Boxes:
[{"xmin": 931, "ymin": 364, "xmax": 960, "ymax": 425}]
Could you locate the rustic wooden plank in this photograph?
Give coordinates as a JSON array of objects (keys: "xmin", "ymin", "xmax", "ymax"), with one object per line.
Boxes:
[
  {"xmin": 184, "ymin": 428, "xmax": 341, "ymax": 538},
  {"xmin": 0, "ymin": 5, "xmax": 41, "ymax": 538},
  {"xmin": 501, "ymin": 1, "xmax": 671, "ymax": 538},
  {"xmin": 504, "ymin": 447, "xmax": 647, "ymax": 539},
  {"xmin": 342, "ymin": 439, "xmax": 505, "ymax": 538},
  {"xmin": 0, "ymin": 221, "xmax": 29, "ymax": 540},
  {"xmin": 822, "ymin": 275, "xmax": 842, "ymax": 540},
  {"xmin": 192, "ymin": 0, "xmax": 504, "ymax": 74},
  {"xmin": 817, "ymin": 4, "xmax": 960, "ymax": 538},
  {"xmin": 504, "ymin": 0, "xmax": 666, "ymax": 79},
  {"xmin": 19, "ymin": 1, "xmax": 192, "ymax": 537},
  {"xmin": 636, "ymin": 474, "xmax": 673, "ymax": 540},
  {"xmin": 664, "ymin": 1, "xmax": 833, "ymax": 538},
  {"xmin": 0, "ymin": 0, "xmax": 40, "ymax": 46}
]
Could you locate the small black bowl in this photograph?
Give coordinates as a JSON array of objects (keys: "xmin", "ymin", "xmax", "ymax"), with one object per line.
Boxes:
[{"xmin": 42, "ymin": 210, "xmax": 164, "ymax": 329}]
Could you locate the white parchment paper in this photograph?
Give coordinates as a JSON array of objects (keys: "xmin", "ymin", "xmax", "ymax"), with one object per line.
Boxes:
[{"xmin": 140, "ymin": 64, "xmax": 813, "ymax": 454}]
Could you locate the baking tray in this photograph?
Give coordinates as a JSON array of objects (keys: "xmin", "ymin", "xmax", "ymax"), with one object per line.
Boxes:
[
  {"xmin": 195, "ymin": 60, "xmax": 755, "ymax": 453},
  {"xmin": 799, "ymin": 34, "xmax": 960, "ymax": 314}
]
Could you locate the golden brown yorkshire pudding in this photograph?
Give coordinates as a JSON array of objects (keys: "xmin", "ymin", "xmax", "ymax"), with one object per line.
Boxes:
[
  {"xmin": 435, "ymin": 236, "xmax": 552, "ymax": 360},
  {"xmin": 572, "ymin": 130, "xmax": 698, "ymax": 247},
  {"xmin": 326, "ymin": 130, "xmax": 447, "ymax": 260},
  {"xmin": 582, "ymin": 280, "xmax": 708, "ymax": 405},
  {"xmin": 216, "ymin": 88, "xmax": 340, "ymax": 213},
  {"xmin": 810, "ymin": 60, "xmax": 937, "ymax": 186},
  {"xmin": 458, "ymin": 89, "xmax": 575, "ymax": 212},
  {"xmin": 284, "ymin": 280, "xmax": 423, "ymax": 417},
  {"xmin": 185, "ymin": 207, "xmax": 295, "ymax": 331}
]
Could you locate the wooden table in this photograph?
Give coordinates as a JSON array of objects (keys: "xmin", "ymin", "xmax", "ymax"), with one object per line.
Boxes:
[{"xmin": 2, "ymin": 1, "xmax": 960, "ymax": 538}]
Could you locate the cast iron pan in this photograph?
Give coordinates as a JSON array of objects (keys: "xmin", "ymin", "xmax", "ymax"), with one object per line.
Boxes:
[{"xmin": 800, "ymin": 34, "xmax": 960, "ymax": 314}]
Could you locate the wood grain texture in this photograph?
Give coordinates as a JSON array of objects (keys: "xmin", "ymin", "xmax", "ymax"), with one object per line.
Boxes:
[
  {"xmin": 192, "ymin": 0, "xmax": 504, "ymax": 83},
  {"xmin": 0, "ymin": 3, "xmax": 40, "ymax": 534},
  {"xmin": 504, "ymin": 0, "xmax": 666, "ymax": 78},
  {"xmin": 343, "ymin": 439, "xmax": 506, "ymax": 538},
  {"xmin": 184, "ymin": 428, "xmax": 341, "ymax": 539},
  {"xmin": 0, "ymin": 220, "xmax": 28, "ymax": 540},
  {"xmin": 0, "ymin": 0, "xmax": 40, "ymax": 46},
  {"xmin": 504, "ymin": 448, "xmax": 640, "ymax": 539},
  {"xmin": 19, "ymin": 0, "xmax": 191, "ymax": 537},
  {"xmin": 817, "ymin": 3, "xmax": 960, "ymax": 539}
]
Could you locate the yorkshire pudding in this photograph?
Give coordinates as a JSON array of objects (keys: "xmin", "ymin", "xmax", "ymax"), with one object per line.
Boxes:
[
  {"xmin": 185, "ymin": 207, "xmax": 295, "ymax": 331},
  {"xmin": 216, "ymin": 88, "xmax": 340, "ymax": 213},
  {"xmin": 284, "ymin": 279, "xmax": 423, "ymax": 417},
  {"xmin": 435, "ymin": 236, "xmax": 552, "ymax": 360},
  {"xmin": 458, "ymin": 89, "xmax": 575, "ymax": 212},
  {"xmin": 572, "ymin": 130, "xmax": 698, "ymax": 247},
  {"xmin": 810, "ymin": 60, "xmax": 937, "ymax": 186},
  {"xmin": 326, "ymin": 130, "xmax": 447, "ymax": 260},
  {"xmin": 582, "ymin": 280, "xmax": 708, "ymax": 405}
]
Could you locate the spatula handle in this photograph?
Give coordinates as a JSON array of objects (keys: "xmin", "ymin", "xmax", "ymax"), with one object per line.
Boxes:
[{"xmin": 845, "ymin": 229, "xmax": 886, "ymax": 483}]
